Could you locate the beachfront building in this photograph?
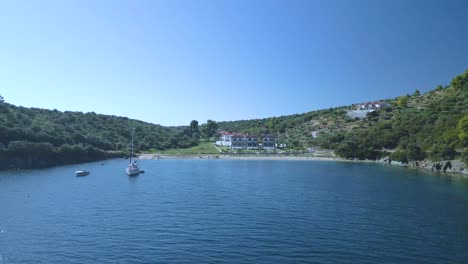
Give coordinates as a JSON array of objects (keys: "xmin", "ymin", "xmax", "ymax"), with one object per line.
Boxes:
[
  {"xmin": 217, "ymin": 132, "xmax": 276, "ymax": 150},
  {"xmin": 216, "ymin": 131, "xmax": 233, "ymax": 147},
  {"xmin": 231, "ymin": 133, "xmax": 250, "ymax": 149},
  {"xmin": 230, "ymin": 133, "xmax": 243, "ymax": 149},
  {"xmin": 260, "ymin": 135, "xmax": 276, "ymax": 150}
]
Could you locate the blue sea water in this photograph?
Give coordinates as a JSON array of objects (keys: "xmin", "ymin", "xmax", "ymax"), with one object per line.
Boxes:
[{"xmin": 0, "ymin": 159, "xmax": 467, "ymax": 263}]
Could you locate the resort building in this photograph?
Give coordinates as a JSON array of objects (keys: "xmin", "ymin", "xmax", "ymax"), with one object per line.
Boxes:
[
  {"xmin": 231, "ymin": 133, "xmax": 252, "ymax": 149},
  {"xmin": 216, "ymin": 132, "xmax": 276, "ymax": 150},
  {"xmin": 216, "ymin": 131, "xmax": 233, "ymax": 146},
  {"xmin": 260, "ymin": 135, "xmax": 276, "ymax": 150}
]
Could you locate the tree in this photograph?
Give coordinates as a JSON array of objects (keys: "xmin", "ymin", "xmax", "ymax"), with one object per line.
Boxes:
[
  {"xmin": 390, "ymin": 150, "xmax": 408, "ymax": 163},
  {"xmin": 72, "ymin": 133, "xmax": 87, "ymax": 144},
  {"xmin": 450, "ymin": 69, "xmax": 468, "ymax": 90},
  {"xmin": 0, "ymin": 94, "xmax": 3, "ymax": 103},
  {"xmin": 192, "ymin": 132, "xmax": 200, "ymax": 140},
  {"xmin": 396, "ymin": 96, "xmax": 409, "ymax": 108},
  {"xmin": 413, "ymin": 89, "xmax": 420, "ymax": 97},
  {"xmin": 335, "ymin": 142, "xmax": 353, "ymax": 158},
  {"xmin": 462, "ymin": 150, "xmax": 468, "ymax": 166},
  {"xmin": 458, "ymin": 115, "xmax": 468, "ymax": 146},
  {"xmin": 291, "ymin": 139, "xmax": 301, "ymax": 152},
  {"xmin": 201, "ymin": 120, "xmax": 218, "ymax": 141},
  {"xmin": 406, "ymin": 143, "xmax": 425, "ymax": 161},
  {"xmin": 429, "ymin": 143, "xmax": 456, "ymax": 161},
  {"xmin": 189, "ymin": 120, "xmax": 199, "ymax": 136}
]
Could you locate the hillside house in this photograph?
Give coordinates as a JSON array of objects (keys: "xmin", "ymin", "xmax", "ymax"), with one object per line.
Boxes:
[
  {"xmin": 358, "ymin": 101, "xmax": 390, "ymax": 110},
  {"xmin": 347, "ymin": 101, "xmax": 391, "ymax": 119}
]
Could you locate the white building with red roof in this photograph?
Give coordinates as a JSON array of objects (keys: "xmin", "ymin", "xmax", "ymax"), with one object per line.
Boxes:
[
  {"xmin": 215, "ymin": 132, "xmax": 276, "ymax": 150},
  {"xmin": 216, "ymin": 131, "xmax": 233, "ymax": 146}
]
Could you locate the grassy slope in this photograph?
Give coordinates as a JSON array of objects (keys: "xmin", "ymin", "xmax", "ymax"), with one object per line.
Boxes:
[{"xmin": 147, "ymin": 142, "xmax": 220, "ymax": 155}]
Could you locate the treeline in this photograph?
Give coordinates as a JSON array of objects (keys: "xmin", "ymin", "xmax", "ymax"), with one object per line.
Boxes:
[
  {"xmin": 0, "ymin": 98, "xmax": 220, "ymax": 169},
  {"xmin": 0, "ymin": 141, "xmax": 125, "ymax": 169},
  {"xmin": 0, "ymin": 102, "xmax": 222, "ymax": 152},
  {"xmin": 217, "ymin": 108, "xmax": 346, "ymax": 136},
  {"xmin": 0, "ymin": 103, "xmax": 179, "ymax": 152}
]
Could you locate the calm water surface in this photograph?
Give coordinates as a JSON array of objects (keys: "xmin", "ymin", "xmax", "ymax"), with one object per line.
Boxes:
[{"xmin": 0, "ymin": 159, "xmax": 467, "ymax": 263}]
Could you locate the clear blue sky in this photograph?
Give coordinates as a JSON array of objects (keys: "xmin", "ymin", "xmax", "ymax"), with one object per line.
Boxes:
[{"xmin": 1, "ymin": 0, "xmax": 467, "ymax": 126}]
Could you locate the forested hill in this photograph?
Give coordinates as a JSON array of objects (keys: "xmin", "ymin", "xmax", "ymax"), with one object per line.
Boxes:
[
  {"xmin": 0, "ymin": 102, "xmax": 200, "ymax": 169},
  {"xmin": 1, "ymin": 69, "xmax": 467, "ymax": 169},
  {"xmin": 218, "ymin": 70, "xmax": 468, "ymax": 164},
  {"xmin": 0, "ymin": 105, "xmax": 177, "ymax": 149}
]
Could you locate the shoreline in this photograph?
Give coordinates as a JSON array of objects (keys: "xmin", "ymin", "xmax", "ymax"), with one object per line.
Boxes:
[
  {"xmin": 139, "ymin": 153, "xmax": 349, "ymax": 161},
  {"xmin": 138, "ymin": 153, "xmax": 467, "ymax": 176}
]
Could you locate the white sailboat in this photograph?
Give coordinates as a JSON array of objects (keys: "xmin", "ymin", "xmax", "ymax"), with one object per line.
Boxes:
[{"xmin": 126, "ymin": 128, "xmax": 140, "ymax": 176}]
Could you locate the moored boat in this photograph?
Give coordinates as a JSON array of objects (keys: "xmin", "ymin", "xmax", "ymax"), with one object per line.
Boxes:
[
  {"xmin": 75, "ymin": 170, "xmax": 90, "ymax": 176},
  {"xmin": 126, "ymin": 160, "xmax": 140, "ymax": 176},
  {"xmin": 126, "ymin": 128, "xmax": 141, "ymax": 176}
]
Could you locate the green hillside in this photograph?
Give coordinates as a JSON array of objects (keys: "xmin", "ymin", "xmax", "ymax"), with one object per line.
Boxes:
[
  {"xmin": 1, "ymin": 70, "xmax": 466, "ymax": 169},
  {"xmin": 218, "ymin": 70, "xmax": 468, "ymax": 164},
  {"xmin": 0, "ymin": 102, "xmax": 200, "ymax": 169}
]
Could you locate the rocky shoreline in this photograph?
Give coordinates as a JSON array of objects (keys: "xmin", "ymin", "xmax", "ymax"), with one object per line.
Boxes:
[{"xmin": 379, "ymin": 158, "xmax": 466, "ymax": 175}]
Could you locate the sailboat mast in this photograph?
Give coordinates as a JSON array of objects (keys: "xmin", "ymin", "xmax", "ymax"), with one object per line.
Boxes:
[{"xmin": 130, "ymin": 128, "xmax": 134, "ymax": 164}]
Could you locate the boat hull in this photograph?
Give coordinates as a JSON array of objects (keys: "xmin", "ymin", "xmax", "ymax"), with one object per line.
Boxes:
[
  {"xmin": 75, "ymin": 171, "xmax": 90, "ymax": 176},
  {"xmin": 126, "ymin": 167, "xmax": 140, "ymax": 176}
]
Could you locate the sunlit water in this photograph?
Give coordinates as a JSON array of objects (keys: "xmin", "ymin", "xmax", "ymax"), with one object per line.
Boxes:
[{"xmin": 0, "ymin": 159, "xmax": 467, "ymax": 263}]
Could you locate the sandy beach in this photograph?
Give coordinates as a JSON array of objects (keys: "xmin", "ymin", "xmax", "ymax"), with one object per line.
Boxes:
[{"xmin": 139, "ymin": 153, "xmax": 368, "ymax": 162}]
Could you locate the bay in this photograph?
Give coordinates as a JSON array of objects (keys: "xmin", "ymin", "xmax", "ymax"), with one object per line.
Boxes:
[{"xmin": 0, "ymin": 159, "xmax": 467, "ymax": 263}]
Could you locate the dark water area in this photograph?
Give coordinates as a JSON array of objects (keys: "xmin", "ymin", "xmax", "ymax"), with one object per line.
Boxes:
[{"xmin": 0, "ymin": 159, "xmax": 467, "ymax": 263}]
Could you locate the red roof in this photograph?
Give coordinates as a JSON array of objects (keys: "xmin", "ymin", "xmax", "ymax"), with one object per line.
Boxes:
[
  {"xmin": 219, "ymin": 131, "xmax": 275, "ymax": 138},
  {"xmin": 231, "ymin": 133, "xmax": 248, "ymax": 137},
  {"xmin": 361, "ymin": 101, "xmax": 387, "ymax": 105}
]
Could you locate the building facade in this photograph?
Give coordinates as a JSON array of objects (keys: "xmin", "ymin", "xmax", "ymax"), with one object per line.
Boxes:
[
  {"xmin": 260, "ymin": 135, "xmax": 276, "ymax": 150},
  {"xmin": 217, "ymin": 132, "xmax": 276, "ymax": 150},
  {"xmin": 216, "ymin": 131, "xmax": 233, "ymax": 146}
]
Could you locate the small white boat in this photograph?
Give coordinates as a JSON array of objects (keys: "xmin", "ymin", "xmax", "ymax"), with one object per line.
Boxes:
[
  {"xmin": 75, "ymin": 170, "xmax": 90, "ymax": 176},
  {"xmin": 126, "ymin": 128, "xmax": 141, "ymax": 176}
]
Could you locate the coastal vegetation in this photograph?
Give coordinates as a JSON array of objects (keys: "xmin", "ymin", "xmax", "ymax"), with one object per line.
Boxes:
[
  {"xmin": 0, "ymin": 98, "xmax": 216, "ymax": 169},
  {"xmin": 0, "ymin": 141, "xmax": 123, "ymax": 169},
  {"xmin": 320, "ymin": 70, "xmax": 467, "ymax": 164}
]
